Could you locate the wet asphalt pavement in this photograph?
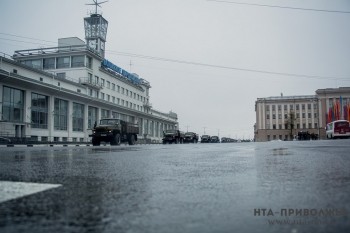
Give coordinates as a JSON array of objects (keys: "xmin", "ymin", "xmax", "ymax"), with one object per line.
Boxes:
[{"xmin": 0, "ymin": 140, "xmax": 350, "ymax": 233}]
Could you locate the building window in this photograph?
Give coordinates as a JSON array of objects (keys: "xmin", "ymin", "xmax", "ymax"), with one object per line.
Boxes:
[
  {"xmin": 101, "ymin": 109, "xmax": 110, "ymax": 118},
  {"xmin": 43, "ymin": 58, "xmax": 55, "ymax": 69},
  {"xmin": 31, "ymin": 93, "xmax": 48, "ymax": 129},
  {"xmin": 272, "ymin": 105, "xmax": 275, "ymax": 111},
  {"xmin": 71, "ymin": 56, "xmax": 85, "ymax": 68},
  {"xmin": 273, "ymin": 124, "xmax": 276, "ymax": 129},
  {"xmin": 302, "ymin": 104, "xmax": 305, "ymax": 110},
  {"xmin": 308, "ymin": 123, "xmax": 312, "ymax": 129},
  {"xmin": 302, "ymin": 113, "xmax": 305, "ymax": 118},
  {"xmin": 56, "ymin": 73, "xmax": 66, "ymax": 79},
  {"xmin": 279, "ymin": 124, "xmax": 282, "ymax": 129},
  {"xmin": 307, "ymin": 104, "xmax": 311, "ymax": 110},
  {"xmin": 107, "ymin": 81, "xmax": 110, "ymax": 89},
  {"xmin": 296, "ymin": 105, "xmax": 299, "ymax": 110},
  {"xmin": 272, "ymin": 114, "xmax": 276, "ymax": 119},
  {"xmin": 86, "ymin": 56, "xmax": 92, "ymax": 69},
  {"xmin": 315, "ymin": 123, "xmax": 318, "ymax": 128},
  {"xmin": 278, "ymin": 105, "xmax": 281, "ymax": 111},
  {"xmin": 308, "ymin": 113, "xmax": 311, "ymax": 119},
  {"xmin": 88, "ymin": 106, "xmax": 98, "ymax": 129},
  {"xmin": 112, "ymin": 111, "xmax": 119, "ymax": 119},
  {"xmin": 54, "ymin": 98, "xmax": 68, "ymax": 130},
  {"xmin": 278, "ymin": 114, "xmax": 282, "ymax": 119},
  {"xmin": 22, "ymin": 59, "xmax": 42, "ymax": 69},
  {"xmin": 56, "ymin": 57, "xmax": 70, "ymax": 68},
  {"xmin": 303, "ymin": 123, "xmax": 306, "ymax": 129},
  {"xmin": 100, "ymin": 92, "xmax": 105, "ymax": 100},
  {"xmin": 107, "ymin": 94, "xmax": 110, "ymax": 102},
  {"xmin": 101, "ymin": 78, "xmax": 105, "ymax": 87},
  {"xmin": 73, "ymin": 103, "xmax": 84, "ymax": 132},
  {"xmin": 297, "ymin": 124, "xmax": 300, "ymax": 129},
  {"xmin": 112, "ymin": 83, "xmax": 115, "ymax": 91},
  {"xmin": 284, "ymin": 105, "xmax": 287, "ymax": 111},
  {"xmin": 112, "ymin": 96, "xmax": 115, "ymax": 103},
  {"xmin": 117, "ymin": 86, "xmax": 120, "ymax": 92},
  {"xmin": 122, "ymin": 88, "xmax": 125, "ymax": 94},
  {"xmin": 2, "ymin": 86, "xmax": 24, "ymax": 122},
  {"xmin": 290, "ymin": 104, "xmax": 294, "ymax": 110}
]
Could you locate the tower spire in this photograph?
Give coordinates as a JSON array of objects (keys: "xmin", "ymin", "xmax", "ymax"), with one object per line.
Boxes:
[{"xmin": 86, "ymin": 0, "xmax": 108, "ymax": 15}]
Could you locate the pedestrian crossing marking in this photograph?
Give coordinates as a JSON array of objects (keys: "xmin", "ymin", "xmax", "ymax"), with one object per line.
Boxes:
[{"xmin": 0, "ymin": 181, "xmax": 61, "ymax": 203}]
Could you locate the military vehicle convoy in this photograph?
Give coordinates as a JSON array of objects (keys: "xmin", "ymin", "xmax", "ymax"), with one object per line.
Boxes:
[
  {"xmin": 162, "ymin": 129, "xmax": 185, "ymax": 144},
  {"xmin": 90, "ymin": 118, "xmax": 139, "ymax": 146},
  {"xmin": 210, "ymin": 136, "xmax": 220, "ymax": 143},
  {"xmin": 183, "ymin": 132, "xmax": 199, "ymax": 143},
  {"xmin": 200, "ymin": 135, "xmax": 211, "ymax": 143}
]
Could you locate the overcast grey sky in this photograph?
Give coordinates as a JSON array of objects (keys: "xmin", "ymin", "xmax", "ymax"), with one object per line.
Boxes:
[{"xmin": 1, "ymin": 0, "xmax": 349, "ymax": 139}]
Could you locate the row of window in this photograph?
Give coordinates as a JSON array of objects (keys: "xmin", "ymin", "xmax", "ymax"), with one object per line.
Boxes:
[
  {"xmin": 97, "ymin": 91, "xmax": 145, "ymax": 112},
  {"xmin": 266, "ymin": 103, "xmax": 317, "ymax": 112},
  {"xmin": 88, "ymin": 73, "xmax": 147, "ymax": 102},
  {"xmin": 21, "ymin": 56, "xmax": 92, "ymax": 70},
  {"xmin": 267, "ymin": 112, "xmax": 318, "ymax": 120},
  {"xmin": 2, "ymin": 86, "xmax": 174, "ymax": 137},
  {"xmin": 268, "ymin": 123, "xmax": 318, "ymax": 130}
]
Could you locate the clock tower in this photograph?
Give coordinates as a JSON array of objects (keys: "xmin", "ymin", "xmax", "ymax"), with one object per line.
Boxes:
[{"xmin": 84, "ymin": 0, "xmax": 108, "ymax": 58}]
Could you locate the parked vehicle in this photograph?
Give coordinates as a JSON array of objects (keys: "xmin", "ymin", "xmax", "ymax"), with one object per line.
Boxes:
[
  {"xmin": 184, "ymin": 132, "xmax": 199, "ymax": 143},
  {"xmin": 201, "ymin": 135, "xmax": 211, "ymax": 143},
  {"xmin": 326, "ymin": 120, "xmax": 350, "ymax": 139},
  {"xmin": 89, "ymin": 118, "xmax": 139, "ymax": 146},
  {"xmin": 162, "ymin": 130, "xmax": 185, "ymax": 144},
  {"xmin": 0, "ymin": 136, "xmax": 12, "ymax": 144},
  {"xmin": 210, "ymin": 136, "xmax": 220, "ymax": 143},
  {"xmin": 297, "ymin": 131, "xmax": 318, "ymax": 140}
]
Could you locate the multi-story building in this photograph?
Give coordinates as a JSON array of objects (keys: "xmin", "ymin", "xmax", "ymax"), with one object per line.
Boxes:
[
  {"xmin": 255, "ymin": 87, "xmax": 350, "ymax": 142},
  {"xmin": 0, "ymin": 11, "xmax": 178, "ymax": 143}
]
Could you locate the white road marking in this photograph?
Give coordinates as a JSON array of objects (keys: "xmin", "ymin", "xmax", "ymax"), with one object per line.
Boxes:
[{"xmin": 0, "ymin": 181, "xmax": 61, "ymax": 203}]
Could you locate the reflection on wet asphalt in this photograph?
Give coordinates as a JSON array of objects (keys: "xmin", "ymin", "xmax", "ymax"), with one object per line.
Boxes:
[{"xmin": 0, "ymin": 140, "xmax": 349, "ymax": 233}]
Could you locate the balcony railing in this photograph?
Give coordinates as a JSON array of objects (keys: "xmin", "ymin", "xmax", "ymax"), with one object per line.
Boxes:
[
  {"xmin": 79, "ymin": 77, "xmax": 103, "ymax": 89},
  {"xmin": 143, "ymin": 101, "xmax": 152, "ymax": 108}
]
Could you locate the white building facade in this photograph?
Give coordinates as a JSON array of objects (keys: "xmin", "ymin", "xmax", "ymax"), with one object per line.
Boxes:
[
  {"xmin": 254, "ymin": 95, "xmax": 321, "ymax": 142},
  {"xmin": 255, "ymin": 87, "xmax": 350, "ymax": 142},
  {"xmin": 0, "ymin": 12, "xmax": 178, "ymax": 143}
]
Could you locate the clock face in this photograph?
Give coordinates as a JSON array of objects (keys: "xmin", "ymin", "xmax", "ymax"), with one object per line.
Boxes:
[{"xmin": 89, "ymin": 40, "xmax": 96, "ymax": 49}]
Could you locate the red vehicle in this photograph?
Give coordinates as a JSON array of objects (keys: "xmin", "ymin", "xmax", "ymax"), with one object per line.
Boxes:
[{"xmin": 326, "ymin": 120, "xmax": 350, "ymax": 139}]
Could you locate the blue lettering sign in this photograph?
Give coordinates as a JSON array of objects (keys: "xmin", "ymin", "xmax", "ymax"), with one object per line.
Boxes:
[{"xmin": 101, "ymin": 59, "xmax": 140, "ymax": 85}]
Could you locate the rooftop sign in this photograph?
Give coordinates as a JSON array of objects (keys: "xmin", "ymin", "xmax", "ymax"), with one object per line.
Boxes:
[{"xmin": 101, "ymin": 59, "xmax": 141, "ymax": 85}]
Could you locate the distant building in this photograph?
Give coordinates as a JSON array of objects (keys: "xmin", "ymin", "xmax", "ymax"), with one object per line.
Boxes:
[
  {"xmin": 255, "ymin": 87, "xmax": 350, "ymax": 142},
  {"xmin": 0, "ymin": 10, "xmax": 178, "ymax": 143}
]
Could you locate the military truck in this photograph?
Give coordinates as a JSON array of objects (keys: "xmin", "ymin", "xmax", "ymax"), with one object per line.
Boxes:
[
  {"xmin": 184, "ymin": 132, "xmax": 199, "ymax": 143},
  {"xmin": 162, "ymin": 129, "xmax": 185, "ymax": 144},
  {"xmin": 201, "ymin": 135, "xmax": 211, "ymax": 143},
  {"xmin": 90, "ymin": 118, "xmax": 139, "ymax": 146},
  {"xmin": 210, "ymin": 136, "xmax": 220, "ymax": 143}
]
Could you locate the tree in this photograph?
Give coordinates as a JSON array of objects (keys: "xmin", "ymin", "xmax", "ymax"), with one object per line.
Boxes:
[{"xmin": 285, "ymin": 112, "xmax": 297, "ymax": 138}]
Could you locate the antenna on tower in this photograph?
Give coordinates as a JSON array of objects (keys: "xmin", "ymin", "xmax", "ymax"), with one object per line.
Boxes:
[{"xmin": 86, "ymin": 0, "xmax": 108, "ymax": 15}]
